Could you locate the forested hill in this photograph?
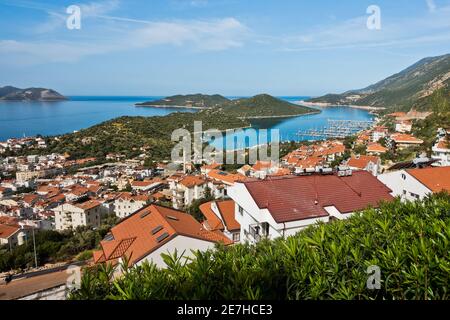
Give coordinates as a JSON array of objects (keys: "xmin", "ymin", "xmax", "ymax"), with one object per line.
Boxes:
[
  {"xmin": 308, "ymin": 53, "xmax": 450, "ymax": 110},
  {"xmin": 136, "ymin": 94, "xmax": 230, "ymax": 108},
  {"xmin": 222, "ymin": 94, "xmax": 319, "ymax": 118},
  {"xmin": 31, "ymin": 94, "xmax": 319, "ymax": 161}
]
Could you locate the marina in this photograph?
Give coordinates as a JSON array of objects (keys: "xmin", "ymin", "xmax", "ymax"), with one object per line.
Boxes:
[{"xmin": 296, "ymin": 119, "xmax": 375, "ymax": 139}]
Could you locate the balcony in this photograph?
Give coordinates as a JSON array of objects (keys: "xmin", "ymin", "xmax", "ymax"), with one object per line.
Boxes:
[{"xmin": 248, "ymin": 225, "xmax": 261, "ymax": 242}]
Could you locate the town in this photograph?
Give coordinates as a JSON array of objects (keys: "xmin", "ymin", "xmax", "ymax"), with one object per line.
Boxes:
[{"xmin": 0, "ymin": 108, "xmax": 449, "ymax": 299}]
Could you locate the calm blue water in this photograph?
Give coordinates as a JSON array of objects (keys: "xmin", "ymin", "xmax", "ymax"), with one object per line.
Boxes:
[
  {"xmin": 0, "ymin": 96, "xmax": 195, "ymax": 140},
  {"xmin": 0, "ymin": 96, "xmax": 373, "ymax": 148}
]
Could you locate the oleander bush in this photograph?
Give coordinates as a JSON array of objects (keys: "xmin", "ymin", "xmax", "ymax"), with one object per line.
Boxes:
[{"xmin": 69, "ymin": 193, "xmax": 450, "ymax": 300}]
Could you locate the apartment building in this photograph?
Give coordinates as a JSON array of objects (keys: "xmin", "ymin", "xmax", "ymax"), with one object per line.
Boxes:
[
  {"xmin": 377, "ymin": 166, "xmax": 450, "ymax": 201},
  {"xmin": 113, "ymin": 193, "xmax": 151, "ymax": 219},
  {"xmin": 228, "ymin": 171, "xmax": 393, "ymax": 244},
  {"xmin": 53, "ymin": 200, "xmax": 102, "ymax": 231}
]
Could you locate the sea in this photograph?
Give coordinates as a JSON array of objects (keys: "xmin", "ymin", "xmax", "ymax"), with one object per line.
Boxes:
[{"xmin": 0, "ymin": 96, "xmax": 374, "ymax": 148}]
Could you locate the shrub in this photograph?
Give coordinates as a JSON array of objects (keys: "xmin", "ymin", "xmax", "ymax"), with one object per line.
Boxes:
[{"xmin": 69, "ymin": 193, "xmax": 450, "ymax": 300}]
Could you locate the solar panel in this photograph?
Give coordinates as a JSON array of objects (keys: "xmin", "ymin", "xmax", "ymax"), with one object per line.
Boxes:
[
  {"xmin": 166, "ymin": 215, "xmax": 179, "ymax": 221},
  {"xmin": 151, "ymin": 225, "xmax": 163, "ymax": 235},
  {"xmin": 156, "ymin": 232, "xmax": 169, "ymax": 243}
]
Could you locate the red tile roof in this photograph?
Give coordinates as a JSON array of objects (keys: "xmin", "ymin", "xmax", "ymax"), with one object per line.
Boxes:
[
  {"xmin": 391, "ymin": 133, "xmax": 423, "ymax": 144},
  {"xmin": 0, "ymin": 224, "xmax": 20, "ymax": 239},
  {"xmin": 199, "ymin": 202, "xmax": 224, "ymax": 231},
  {"xmin": 94, "ymin": 205, "xmax": 232, "ymax": 266},
  {"xmin": 207, "ymin": 170, "xmax": 246, "ymax": 185},
  {"xmin": 242, "ymin": 171, "xmax": 393, "ymax": 223},
  {"xmin": 367, "ymin": 143, "xmax": 388, "ymax": 153},
  {"xmin": 347, "ymin": 155, "xmax": 380, "ymax": 170},
  {"xmin": 75, "ymin": 200, "xmax": 101, "ymax": 210},
  {"xmin": 179, "ymin": 176, "xmax": 206, "ymax": 188},
  {"xmin": 216, "ymin": 200, "xmax": 240, "ymax": 232},
  {"xmin": 406, "ymin": 167, "xmax": 450, "ymax": 193}
]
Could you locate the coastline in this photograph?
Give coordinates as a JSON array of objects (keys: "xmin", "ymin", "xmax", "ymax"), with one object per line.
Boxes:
[
  {"xmin": 237, "ymin": 110, "xmax": 321, "ymax": 120},
  {"xmin": 135, "ymin": 104, "xmax": 207, "ymax": 109},
  {"xmin": 296, "ymin": 100, "xmax": 385, "ymax": 111}
]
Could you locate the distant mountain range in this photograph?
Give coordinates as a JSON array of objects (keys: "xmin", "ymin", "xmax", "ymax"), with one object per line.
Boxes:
[
  {"xmin": 136, "ymin": 94, "xmax": 230, "ymax": 108},
  {"xmin": 308, "ymin": 53, "xmax": 450, "ymax": 110},
  {"xmin": 0, "ymin": 86, "xmax": 67, "ymax": 101}
]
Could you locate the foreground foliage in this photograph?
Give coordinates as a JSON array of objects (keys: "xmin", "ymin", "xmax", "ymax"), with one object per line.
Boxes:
[{"xmin": 70, "ymin": 194, "xmax": 450, "ymax": 300}]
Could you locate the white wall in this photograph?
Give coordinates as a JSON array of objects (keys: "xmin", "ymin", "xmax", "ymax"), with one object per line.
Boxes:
[
  {"xmin": 377, "ymin": 170, "xmax": 431, "ymax": 201},
  {"xmin": 136, "ymin": 235, "xmax": 216, "ymax": 268},
  {"xmin": 229, "ymin": 183, "xmax": 330, "ymax": 243}
]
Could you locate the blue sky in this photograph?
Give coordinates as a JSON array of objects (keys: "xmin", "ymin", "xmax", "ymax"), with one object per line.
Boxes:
[{"xmin": 0, "ymin": 0, "xmax": 449, "ymax": 96}]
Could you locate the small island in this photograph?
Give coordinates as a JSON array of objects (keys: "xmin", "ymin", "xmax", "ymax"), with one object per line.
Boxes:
[
  {"xmin": 136, "ymin": 94, "xmax": 230, "ymax": 109},
  {"xmin": 0, "ymin": 86, "xmax": 67, "ymax": 101}
]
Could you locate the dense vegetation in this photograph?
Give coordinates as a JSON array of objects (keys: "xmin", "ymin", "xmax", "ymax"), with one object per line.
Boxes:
[
  {"xmin": 25, "ymin": 94, "xmax": 319, "ymax": 161},
  {"xmin": 136, "ymin": 94, "xmax": 230, "ymax": 108},
  {"xmin": 309, "ymin": 53, "xmax": 450, "ymax": 110},
  {"xmin": 43, "ymin": 109, "xmax": 250, "ymax": 160},
  {"xmin": 0, "ymin": 215, "xmax": 118, "ymax": 272},
  {"xmin": 70, "ymin": 194, "xmax": 450, "ymax": 300},
  {"xmin": 222, "ymin": 94, "xmax": 318, "ymax": 118}
]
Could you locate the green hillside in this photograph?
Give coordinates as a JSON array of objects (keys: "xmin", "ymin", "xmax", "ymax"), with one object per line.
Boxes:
[
  {"xmin": 136, "ymin": 94, "xmax": 230, "ymax": 108},
  {"xmin": 26, "ymin": 94, "xmax": 319, "ymax": 161},
  {"xmin": 222, "ymin": 94, "xmax": 319, "ymax": 118},
  {"xmin": 308, "ymin": 53, "xmax": 450, "ymax": 110},
  {"xmin": 70, "ymin": 193, "xmax": 450, "ymax": 300}
]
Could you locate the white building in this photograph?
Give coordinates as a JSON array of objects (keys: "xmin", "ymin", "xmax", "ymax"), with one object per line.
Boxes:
[
  {"xmin": 199, "ymin": 200, "xmax": 240, "ymax": 243},
  {"xmin": 228, "ymin": 171, "xmax": 393, "ymax": 244},
  {"xmin": 168, "ymin": 175, "xmax": 207, "ymax": 209},
  {"xmin": 346, "ymin": 155, "xmax": 381, "ymax": 176},
  {"xmin": 395, "ymin": 120, "xmax": 412, "ymax": 133},
  {"xmin": 431, "ymin": 139, "xmax": 450, "ymax": 167},
  {"xmin": 0, "ymin": 223, "xmax": 33, "ymax": 248},
  {"xmin": 377, "ymin": 166, "xmax": 450, "ymax": 201},
  {"xmin": 92, "ymin": 204, "xmax": 232, "ymax": 269},
  {"xmin": 53, "ymin": 200, "xmax": 102, "ymax": 231},
  {"xmin": 113, "ymin": 193, "xmax": 151, "ymax": 219}
]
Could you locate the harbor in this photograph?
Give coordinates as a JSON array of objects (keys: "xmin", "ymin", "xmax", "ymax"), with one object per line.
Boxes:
[{"xmin": 296, "ymin": 119, "xmax": 375, "ymax": 139}]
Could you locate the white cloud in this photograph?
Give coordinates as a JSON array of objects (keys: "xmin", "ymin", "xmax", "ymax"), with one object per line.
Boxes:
[
  {"xmin": 279, "ymin": 6, "xmax": 450, "ymax": 52},
  {"xmin": 426, "ymin": 0, "xmax": 437, "ymax": 12},
  {"xmin": 80, "ymin": 0, "xmax": 120, "ymax": 17},
  {"xmin": 0, "ymin": 17, "xmax": 248, "ymax": 65},
  {"xmin": 130, "ymin": 18, "xmax": 247, "ymax": 51}
]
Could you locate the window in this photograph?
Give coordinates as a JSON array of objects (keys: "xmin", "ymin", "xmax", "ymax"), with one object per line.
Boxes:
[
  {"xmin": 232, "ymin": 233, "xmax": 240, "ymax": 242},
  {"xmin": 409, "ymin": 192, "xmax": 420, "ymax": 200},
  {"xmin": 238, "ymin": 206, "xmax": 244, "ymax": 216},
  {"xmin": 401, "ymin": 173, "xmax": 406, "ymax": 180},
  {"xmin": 262, "ymin": 222, "xmax": 270, "ymax": 236}
]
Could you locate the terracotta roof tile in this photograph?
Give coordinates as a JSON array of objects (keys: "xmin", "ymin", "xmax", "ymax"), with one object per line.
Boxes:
[
  {"xmin": 216, "ymin": 200, "xmax": 240, "ymax": 232},
  {"xmin": 199, "ymin": 202, "xmax": 224, "ymax": 231},
  {"xmin": 347, "ymin": 155, "xmax": 380, "ymax": 169},
  {"xmin": 97, "ymin": 205, "xmax": 232, "ymax": 266},
  {"xmin": 242, "ymin": 171, "xmax": 393, "ymax": 223},
  {"xmin": 407, "ymin": 167, "xmax": 450, "ymax": 193}
]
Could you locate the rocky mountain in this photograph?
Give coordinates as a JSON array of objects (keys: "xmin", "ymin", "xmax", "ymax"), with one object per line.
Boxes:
[
  {"xmin": 0, "ymin": 86, "xmax": 67, "ymax": 101},
  {"xmin": 308, "ymin": 53, "xmax": 450, "ymax": 110}
]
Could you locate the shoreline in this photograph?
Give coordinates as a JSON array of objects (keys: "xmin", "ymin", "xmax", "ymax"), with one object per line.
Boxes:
[
  {"xmin": 296, "ymin": 100, "xmax": 385, "ymax": 111},
  {"xmin": 238, "ymin": 110, "xmax": 321, "ymax": 120},
  {"xmin": 135, "ymin": 104, "xmax": 207, "ymax": 109}
]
